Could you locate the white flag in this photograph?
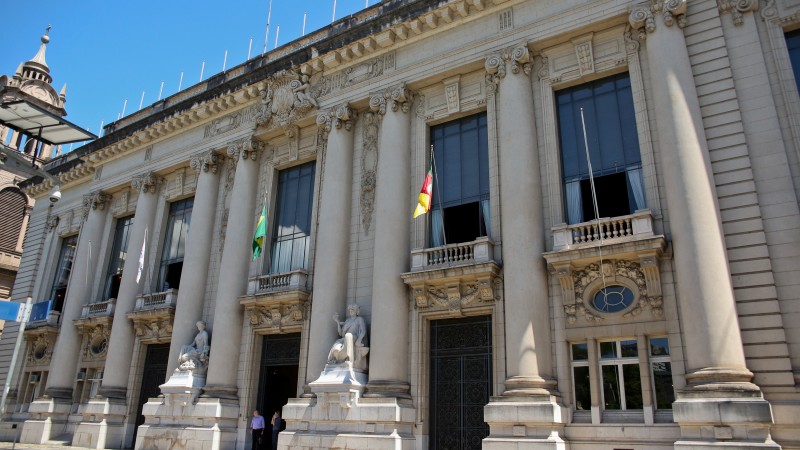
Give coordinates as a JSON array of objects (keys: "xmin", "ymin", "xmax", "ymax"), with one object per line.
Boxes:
[{"xmin": 136, "ymin": 228, "xmax": 147, "ymax": 284}]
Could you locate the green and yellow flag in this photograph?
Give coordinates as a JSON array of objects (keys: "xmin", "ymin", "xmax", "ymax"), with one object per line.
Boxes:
[{"xmin": 252, "ymin": 203, "xmax": 267, "ymax": 260}]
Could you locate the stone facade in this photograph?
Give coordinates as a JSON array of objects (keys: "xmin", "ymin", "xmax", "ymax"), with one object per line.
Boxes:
[{"xmin": 2, "ymin": 0, "xmax": 800, "ymax": 449}]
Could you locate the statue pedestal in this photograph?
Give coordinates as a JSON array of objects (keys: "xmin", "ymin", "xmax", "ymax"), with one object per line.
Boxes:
[
  {"xmin": 279, "ymin": 364, "xmax": 414, "ymax": 449},
  {"xmin": 483, "ymin": 394, "xmax": 569, "ymax": 450},
  {"xmin": 133, "ymin": 369, "xmax": 238, "ymax": 450}
]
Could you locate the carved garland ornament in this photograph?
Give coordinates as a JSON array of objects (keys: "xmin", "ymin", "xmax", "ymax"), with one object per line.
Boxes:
[
  {"xmin": 413, "ymin": 277, "xmax": 501, "ymax": 313},
  {"xmin": 248, "ymin": 303, "xmax": 307, "ymax": 330},
  {"xmin": 559, "ymin": 259, "xmax": 663, "ymax": 324},
  {"xmin": 361, "ymin": 112, "xmax": 379, "ymax": 234}
]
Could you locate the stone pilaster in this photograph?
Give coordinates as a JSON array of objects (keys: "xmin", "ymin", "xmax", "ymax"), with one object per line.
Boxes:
[
  {"xmin": 630, "ymin": 2, "xmax": 778, "ymax": 448},
  {"xmin": 364, "ymin": 84, "xmax": 414, "ymax": 399},
  {"xmin": 305, "ymin": 104, "xmax": 356, "ymax": 384},
  {"xmin": 482, "ymin": 45, "xmax": 567, "ymax": 450},
  {"xmin": 166, "ymin": 151, "xmax": 223, "ymax": 375},
  {"xmin": 21, "ymin": 191, "xmax": 110, "ymax": 444},
  {"xmin": 203, "ymin": 137, "xmax": 262, "ymax": 397}
]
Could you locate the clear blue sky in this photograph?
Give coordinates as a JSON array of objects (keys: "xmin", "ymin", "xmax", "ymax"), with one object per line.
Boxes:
[{"xmin": 2, "ymin": 0, "xmax": 375, "ymax": 152}]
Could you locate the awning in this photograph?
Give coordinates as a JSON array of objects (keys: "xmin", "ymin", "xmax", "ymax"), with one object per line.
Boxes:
[{"xmin": 0, "ymin": 99, "xmax": 96, "ymax": 145}]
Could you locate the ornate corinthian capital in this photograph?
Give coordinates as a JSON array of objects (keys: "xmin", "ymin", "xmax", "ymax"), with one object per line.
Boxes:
[
  {"xmin": 717, "ymin": 0, "xmax": 758, "ymax": 26},
  {"xmin": 316, "ymin": 103, "xmax": 356, "ymax": 140},
  {"xmin": 227, "ymin": 137, "xmax": 263, "ymax": 161},
  {"xmin": 629, "ymin": 0, "xmax": 687, "ymax": 36},
  {"xmin": 81, "ymin": 191, "xmax": 111, "ymax": 219},
  {"xmin": 131, "ymin": 172, "xmax": 163, "ymax": 194},
  {"xmin": 370, "ymin": 84, "xmax": 414, "ymax": 116},
  {"xmin": 190, "ymin": 150, "xmax": 222, "ymax": 174},
  {"xmin": 485, "ymin": 44, "xmax": 531, "ymax": 87}
]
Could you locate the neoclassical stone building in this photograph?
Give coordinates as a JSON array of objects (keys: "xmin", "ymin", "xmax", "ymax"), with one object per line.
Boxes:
[{"xmin": 2, "ymin": 0, "xmax": 800, "ymax": 448}]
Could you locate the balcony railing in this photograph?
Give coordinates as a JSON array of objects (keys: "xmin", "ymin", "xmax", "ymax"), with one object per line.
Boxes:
[
  {"xmin": 551, "ymin": 210, "xmax": 655, "ymax": 251},
  {"xmin": 247, "ymin": 270, "xmax": 309, "ymax": 295},
  {"xmin": 80, "ymin": 300, "xmax": 115, "ymax": 318},
  {"xmin": 410, "ymin": 237, "xmax": 494, "ymax": 271},
  {"xmin": 134, "ymin": 289, "xmax": 179, "ymax": 311}
]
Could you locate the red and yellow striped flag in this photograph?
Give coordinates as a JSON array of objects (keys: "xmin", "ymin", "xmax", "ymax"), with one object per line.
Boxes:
[{"xmin": 413, "ymin": 167, "xmax": 433, "ymax": 218}]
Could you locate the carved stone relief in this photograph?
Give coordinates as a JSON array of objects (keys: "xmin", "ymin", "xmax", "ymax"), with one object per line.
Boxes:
[
  {"xmin": 189, "ymin": 150, "xmax": 222, "ymax": 174},
  {"xmin": 134, "ymin": 318, "xmax": 174, "ymax": 343},
  {"xmin": 317, "ymin": 52, "xmax": 396, "ymax": 97},
  {"xmin": 27, "ymin": 334, "xmax": 53, "ymax": 364},
  {"xmin": 247, "ymin": 303, "xmax": 307, "ymax": 331},
  {"xmin": 629, "ymin": 0, "xmax": 687, "ymax": 39},
  {"xmin": 255, "ymin": 68, "xmax": 319, "ymax": 132},
  {"xmin": 82, "ymin": 325, "xmax": 110, "ymax": 361},
  {"xmin": 413, "ymin": 276, "xmax": 501, "ymax": 313},
  {"xmin": 360, "ymin": 112, "xmax": 379, "ymax": 234}
]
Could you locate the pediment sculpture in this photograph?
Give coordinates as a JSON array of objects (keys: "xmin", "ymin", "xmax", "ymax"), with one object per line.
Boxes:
[
  {"xmin": 255, "ymin": 69, "xmax": 320, "ymax": 130},
  {"xmin": 327, "ymin": 304, "xmax": 369, "ymax": 371}
]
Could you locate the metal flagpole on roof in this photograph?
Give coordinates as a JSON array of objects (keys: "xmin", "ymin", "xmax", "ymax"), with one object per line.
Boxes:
[
  {"xmin": 332, "ymin": 0, "xmax": 337, "ymax": 23},
  {"xmin": 264, "ymin": 0, "xmax": 273, "ymax": 55}
]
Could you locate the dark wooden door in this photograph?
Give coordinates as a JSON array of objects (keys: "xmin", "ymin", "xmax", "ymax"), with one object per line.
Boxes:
[
  {"xmin": 133, "ymin": 343, "xmax": 170, "ymax": 442},
  {"xmin": 430, "ymin": 315, "xmax": 492, "ymax": 450}
]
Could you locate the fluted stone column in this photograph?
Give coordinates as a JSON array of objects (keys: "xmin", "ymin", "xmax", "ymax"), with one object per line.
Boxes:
[
  {"xmin": 43, "ymin": 191, "xmax": 110, "ymax": 399},
  {"xmin": 305, "ymin": 104, "xmax": 356, "ymax": 383},
  {"xmin": 203, "ymin": 137, "xmax": 261, "ymax": 397},
  {"xmin": 485, "ymin": 46, "xmax": 555, "ymax": 396},
  {"xmin": 99, "ymin": 173, "xmax": 163, "ymax": 398},
  {"xmin": 630, "ymin": 2, "xmax": 776, "ymax": 447},
  {"xmin": 364, "ymin": 84, "xmax": 414, "ymax": 398},
  {"xmin": 166, "ymin": 151, "xmax": 223, "ymax": 376}
]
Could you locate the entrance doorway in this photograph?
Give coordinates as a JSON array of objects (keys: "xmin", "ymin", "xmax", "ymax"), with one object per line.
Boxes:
[
  {"xmin": 430, "ymin": 315, "xmax": 492, "ymax": 450},
  {"xmin": 133, "ymin": 343, "xmax": 170, "ymax": 442},
  {"xmin": 256, "ymin": 333, "xmax": 301, "ymax": 418}
]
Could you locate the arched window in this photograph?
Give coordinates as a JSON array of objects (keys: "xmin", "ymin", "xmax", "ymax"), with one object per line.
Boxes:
[{"xmin": 0, "ymin": 187, "xmax": 27, "ymax": 253}]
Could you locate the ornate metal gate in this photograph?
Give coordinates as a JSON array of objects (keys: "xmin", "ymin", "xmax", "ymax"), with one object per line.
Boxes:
[{"xmin": 430, "ymin": 315, "xmax": 492, "ymax": 450}]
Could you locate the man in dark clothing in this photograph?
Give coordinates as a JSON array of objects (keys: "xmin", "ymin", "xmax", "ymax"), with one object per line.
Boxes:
[{"xmin": 271, "ymin": 411, "xmax": 284, "ymax": 450}]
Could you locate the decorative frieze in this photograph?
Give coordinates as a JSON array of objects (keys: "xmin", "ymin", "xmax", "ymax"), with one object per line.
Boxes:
[
  {"xmin": 412, "ymin": 277, "xmax": 500, "ymax": 313},
  {"xmin": 189, "ymin": 150, "xmax": 222, "ymax": 174},
  {"xmin": 132, "ymin": 318, "xmax": 174, "ymax": 343},
  {"xmin": 717, "ymin": 0, "xmax": 758, "ymax": 26},
  {"xmin": 317, "ymin": 52, "xmax": 396, "ymax": 97},
  {"xmin": 247, "ymin": 303, "xmax": 307, "ymax": 330}
]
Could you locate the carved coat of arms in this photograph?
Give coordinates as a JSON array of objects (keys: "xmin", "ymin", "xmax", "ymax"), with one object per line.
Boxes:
[{"xmin": 256, "ymin": 69, "xmax": 320, "ymax": 129}]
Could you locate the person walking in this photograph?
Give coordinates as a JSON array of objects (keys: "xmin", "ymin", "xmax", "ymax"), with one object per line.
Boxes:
[
  {"xmin": 271, "ymin": 410, "xmax": 284, "ymax": 450},
  {"xmin": 251, "ymin": 410, "xmax": 266, "ymax": 450}
]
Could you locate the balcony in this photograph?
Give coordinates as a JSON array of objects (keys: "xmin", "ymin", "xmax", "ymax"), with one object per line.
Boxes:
[
  {"xmin": 241, "ymin": 270, "xmax": 310, "ymax": 333},
  {"xmin": 0, "ymin": 249, "xmax": 21, "ymax": 272},
  {"xmin": 403, "ymin": 237, "xmax": 501, "ymax": 315},
  {"xmin": 134, "ymin": 289, "xmax": 179, "ymax": 311},
  {"xmin": 551, "ymin": 210, "xmax": 657, "ymax": 252},
  {"xmin": 80, "ymin": 300, "xmax": 115, "ymax": 319}
]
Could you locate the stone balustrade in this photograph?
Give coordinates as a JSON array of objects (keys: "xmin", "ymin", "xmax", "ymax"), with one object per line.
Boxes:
[
  {"xmin": 0, "ymin": 249, "xmax": 21, "ymax": 272},
  {"xmin": 410, "ymin": 237, "xmax": 494, "ymax": 271},
  {"xmin": 551, "ymin": 210, "xmax": 655, "ymax": 251},
  {"xmin": 80, "ymin": 300, "xmax": 115, "ymax": 318},
  {"xmin": 134, "ymin": 289, "xmax": 179, "ymax": 311},
  {"xmin": 247, "ymin": 270, "xmax": 309, "ymax": 295}
]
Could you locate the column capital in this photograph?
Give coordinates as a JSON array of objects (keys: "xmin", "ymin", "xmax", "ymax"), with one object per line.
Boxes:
[
  {"xmin": 316, "ymin": 102, "xmax": 357, "ymax": 138},
  {"xmin": 629, "ymin": 0, "xmax": 687, "ymax": 36},
  {"xmin": 226, "ymin": 137, "xmax": 263, "ymax": 162},
  {"xmin": 81, "ymin": 190, "xmax": 111, "ymax": 219},
  {"xmin": 189, "ymin": 150, "xmax": 223, "ymax": 174},
  {"xmin": 369, "ymin": 83, "xmax": 414, "ymax": 116},
  {"xmin": 718, "ymin": 0, "xmax": 758, "ymax": 26},
  {"xmin": 485, "ymin": 44, "xmax": 531, "ymax": 87},
  {"xmin": 131, "ymin": 172, "xmax": 164, "ymax": 195}
]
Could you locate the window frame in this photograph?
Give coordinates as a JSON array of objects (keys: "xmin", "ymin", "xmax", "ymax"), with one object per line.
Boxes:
[
  {"xmin": 598, "ymin": 338, "xmax": 643, "ymax": 411},
  {"xmin": 269, "ymin": 161, "xmax": 316, "ymax": 274},
  {"xmin": 101, "ymin": 215, "xmax": 134, "ymax": 302},
  {"xmin": 157, "ymin": 197, "xmax": 193, "ymax": 291},
  {"xmin": 49, "ymin": 234, "xmax": 78, "ymax": 312}
]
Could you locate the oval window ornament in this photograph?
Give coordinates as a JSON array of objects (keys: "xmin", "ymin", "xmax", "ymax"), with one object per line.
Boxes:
[{"xmin": 592, "ymin": 285, "xmax": 635, "ymax": 313}]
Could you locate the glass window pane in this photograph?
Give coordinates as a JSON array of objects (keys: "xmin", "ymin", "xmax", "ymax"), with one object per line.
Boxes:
[
  {"xmin": 601, "ymin": 365, "xmax": 621, "ymax": 410},
  {"xmin": 787, "ymin": 30, "xmax": 800, "ymax": 93},
  {"xmin": 271, "ymin": 161, "xmax": 316, "ymax": 272},
  {"xmin": 571, "ymin": 343, "xmax": 588, "ymax": 361},
  {"xmin": 652, "ymin": 361, "xmax": 675, "ymax": 409},
  {"xmin": 573, "ymin": 366, "xmax": 591, "ymax": 410},
  {"xmin": 650, "ymin": 337, "xmax": 670, "ymax": 356},
  {"xmin": 600, "ymin": 342, "xmax": 617, "ymax": 359},
  {"xmin": 622, "ymin": 363, "xmax": 643, "ymax": 409},
  {"xmin": 620, "ymin": 340, "xmax": 638, "ymax": 358}
]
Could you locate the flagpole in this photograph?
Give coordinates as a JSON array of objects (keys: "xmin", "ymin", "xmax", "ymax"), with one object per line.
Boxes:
[
  {"xmin": 579, "ymin": 107, "xmax": 607, "ymax": 291},
  {"xmin": 429, "ymin": 145, "xmax": 449, "ymax": 253}
]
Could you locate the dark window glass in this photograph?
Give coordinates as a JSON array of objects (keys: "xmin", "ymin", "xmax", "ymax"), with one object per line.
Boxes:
[
  {"xmin": 556, "ymin": 73, "xmax": 646, "ymax": 224},
  {"xmin": 592, "ymin": 285, "xmax": 635, "ymax": 313},
  {"xmin": 158, "ymin": 198, "xmax": 193, "ymax": 291},
  {"xmin": 787, "ymin": 30, "xmax": 800, "ymax": 93},
  {"xmin": 652, "ymin": 361, "xmax": 675, "ymax": 409},
  {"xmin": 50, "ymin": 235, "xmax": 78, "ymax": 312},
  {"xmin": 429, "ymin": 113, "xmax": 490, "ymax": 246},
  {"xmin": 600, "ymin": 341, "xmax": 617, "ymax": 359},
  {"xmin": 602, "ymin": 365, "xmax": 621, "ymax": 410},
  {"xmin": 620, "ymin": 340, "xmax": 638, "ymax": 358},
  {"xmin": 571, "ymin": 343, "xmax": 588, "ymax": 361},
  {"xmin": 622, "ymin": 364, "xmax": 643, "ymax": 409},
  {"xmin": 271, "ymin": 161, "xmax": 315, "ymax": 274},
  {"xmin": 649, "ymin": 337, "xmax": 670, "ymax": 356},
  {"xmin": 103, "ymin": 215, "xmax": 133, "ymax": 301},
  {"xmin": 573, "ymin": 366, "xmax": 591, "ymax": 410}
]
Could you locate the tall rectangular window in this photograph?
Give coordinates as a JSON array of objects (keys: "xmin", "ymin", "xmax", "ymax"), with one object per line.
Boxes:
[
  {"xmin": 158, "ymin": 198, "xmax": 193, "ymax": 291},
  {"xmin": 102, "ymin": 215, "xmax": 133, "ymax": 301},
  {"xmin": 787, "ymin": 30, "xmax": 800, "ymax": 93},
  {"xmin": 571, "ymin": 343, "xmax": 591, "ymax": 411},
  {"xmin": 599, "ymin": 339, "xmax": 643, "ymax": 410},
  {"xmin": 429, "ymin": 112, "xmax": 490, "ymax": 246},
  {"xmin": 649, "ymin": 337, "xmax": 675, "ymax": 410},
  {"xmin": 50, "ymin": 235, "xmax": 78, "ymax": 312},
  {"xmin": 557, "ymin": 73, "xmax": 645, "ymax": 224},
  {"xmin": 271, "ymin": 161, "xmax": 315, "ymax": 274}
]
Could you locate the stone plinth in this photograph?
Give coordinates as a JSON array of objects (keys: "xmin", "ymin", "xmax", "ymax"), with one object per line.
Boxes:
[
  {"xmin": 134, "ymin": 394, "xmax": 239, "ymax": 450},
  {"xmin": 20, "ymin": 397, "xmax": 72, "ymax": 444},
  {"xmin": 483, "ymin": 395, "xmax": 569, "ymax": 450},
  {"xmin": 309, "ymin": 364, "xmax": 367, "ymax": 395},
  {"xmin": 71, "ymin": 397, "xmax": 130, "ymax": 449}
]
